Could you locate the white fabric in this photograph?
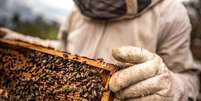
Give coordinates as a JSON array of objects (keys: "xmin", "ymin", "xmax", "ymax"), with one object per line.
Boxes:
[{"xmin": 59, "ymin": 0, "xmax": 199, "ymax": 72}]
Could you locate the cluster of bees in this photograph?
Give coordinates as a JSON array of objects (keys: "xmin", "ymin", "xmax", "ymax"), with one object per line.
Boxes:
[{"xmin": 0, "ymin": 47, "xmax": 105, "ymax": 101}]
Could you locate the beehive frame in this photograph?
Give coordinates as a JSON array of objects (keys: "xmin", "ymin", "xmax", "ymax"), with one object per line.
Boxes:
[{"xmin": 0, "ymin": 39, "xmax": 116, "ymax": 101}]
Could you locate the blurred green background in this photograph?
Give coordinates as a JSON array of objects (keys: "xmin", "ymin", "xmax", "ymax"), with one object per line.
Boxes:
[
  {"xmin": 0, "ymin": 0, "xmax": 73, "ymax": 40},
  {"xmin": 11, "ymin": 13, "xmax": 59, "ymax": 40}
]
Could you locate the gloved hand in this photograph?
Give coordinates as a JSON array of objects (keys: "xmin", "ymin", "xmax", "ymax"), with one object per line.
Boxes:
[
  {"xmin": 0, "ymin": 27, "xmax": 15, "ymax": 39},
  {"xmin": 0, "ymin": 27, "xmax": 62, "ymax": 50},
  {"xmin": 109, "ymin": 46, "xmax": 199, "ymax": 101},
  {"xmin": 0, "ymin": 27, "xmax": 34, "ymax": 41}
]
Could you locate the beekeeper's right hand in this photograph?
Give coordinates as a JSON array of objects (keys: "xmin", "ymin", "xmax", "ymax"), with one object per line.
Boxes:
[
  {"xmin": 0, "ymin": 27, "xmax": 17, "ymax": 39},
  {"xmin": 0, "ymin": 27, "xmax": 62, "ymax": 50},
  {"xmin": 0, "ymin": 27, "xmax": 51, "ymax": 47}
]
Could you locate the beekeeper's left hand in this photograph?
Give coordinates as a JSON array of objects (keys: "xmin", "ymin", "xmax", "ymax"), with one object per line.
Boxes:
[{"xmin": 109, "ymin": 46, "xmax": 199, "ymax": 101}]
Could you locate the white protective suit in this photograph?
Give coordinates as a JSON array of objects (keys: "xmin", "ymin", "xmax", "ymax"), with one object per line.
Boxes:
[{"xmin": 0, "ymin": 0, "xmax": 200, "ymax": 100}]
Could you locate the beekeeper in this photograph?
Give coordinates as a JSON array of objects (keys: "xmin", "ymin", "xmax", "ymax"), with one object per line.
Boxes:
[{"xmin": 0, "ymin": 0, "xmax": 200, "ymax": 100}]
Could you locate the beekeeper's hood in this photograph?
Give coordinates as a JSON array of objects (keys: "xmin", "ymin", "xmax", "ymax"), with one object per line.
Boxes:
[{"xmin": 74, "ymin": 0, "xmax": 164, "ymax": 21}]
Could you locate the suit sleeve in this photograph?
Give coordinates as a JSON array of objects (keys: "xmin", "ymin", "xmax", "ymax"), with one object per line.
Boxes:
[
  {"xmin": 157, "ymin": 1, "xmax": 198, "ymax": 72},
  {"xmin": 58, "ymin": 7, "xmax": 77, "ymax": 51},
  {"xmin": 157, "ymin": 1, "xmax": 200, "ymax": 100}
]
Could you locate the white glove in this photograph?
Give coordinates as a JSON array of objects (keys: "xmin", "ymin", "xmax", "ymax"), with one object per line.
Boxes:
[
  {"xmin": 0, "ymin": 27, "xmax": 26, "ymax": 40},
  {"xmin": 0, "ymin": 27, "xmax": 13, "ymax": 39},
  {"xmin": 0, "ymin": 27, "xmax": 63, "ymax": 50},
  {"xmin": 109, "ymin": 46, "xmax": 199, "ymax": 101}
]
